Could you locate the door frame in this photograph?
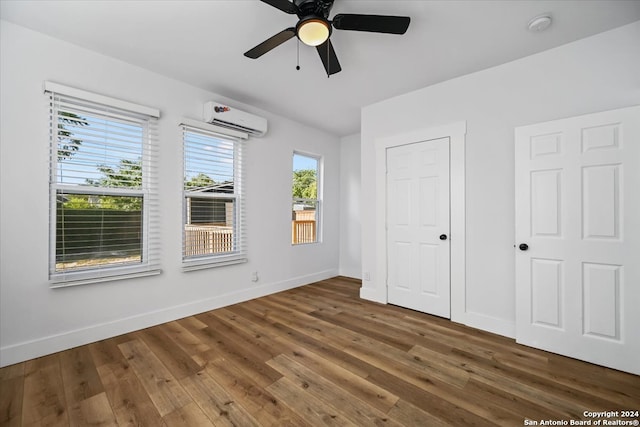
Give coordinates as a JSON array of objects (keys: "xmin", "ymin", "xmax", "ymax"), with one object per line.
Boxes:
[{"xmin": 373, "ymin": 121, "xmax": 466, "ymax": 323}]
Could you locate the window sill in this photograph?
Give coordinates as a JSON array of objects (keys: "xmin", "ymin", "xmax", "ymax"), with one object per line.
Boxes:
[
  {"xmin": 50, "ymin": 268, "xmax": 162, "ymax": 288},
  {"xmin": 182, "ymin": 256, "xmax": 247, "ymax": 272},
  {"xmin": 292, "ymin": 241, "xmax": 320, "ymax": 246}
]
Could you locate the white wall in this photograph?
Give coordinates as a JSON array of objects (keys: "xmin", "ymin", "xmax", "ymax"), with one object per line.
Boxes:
[
  {"xmin": 338, "ymin": 133, "xmax": 361, "ymax": 279},
  {"xmin": 360, "ymin": 22, "xmax": 640, "ymax": 337},
  {"xmin": 0, "ymin": 20, "xmax": 341, "ymax": 367}
]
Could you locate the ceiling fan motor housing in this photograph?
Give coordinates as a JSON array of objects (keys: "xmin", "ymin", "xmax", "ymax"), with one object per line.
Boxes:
[{"xmin": 294, "ymin": 0, "xmax": 334, "ymax": 19}]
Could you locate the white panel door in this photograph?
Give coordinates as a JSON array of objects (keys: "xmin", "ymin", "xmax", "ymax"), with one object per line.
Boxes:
[
  {"xmin": 387, "ymin": 137, "xmax": 450, "ymax": 318},
  {"xmin": 515, "ymin": 105, "xmax": 640, "ymax": 375}
]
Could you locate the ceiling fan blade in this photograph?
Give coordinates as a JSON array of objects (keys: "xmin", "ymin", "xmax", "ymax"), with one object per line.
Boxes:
[
  {"xmin": 244, "ymin": 28, "xmax": 296, "ymax": 59},
  {"xmin": 316, "ymin": 39, "xmax": 342, "ymax": 76},
  {"xmin": 260, "ymin": 0, "xmax": 298, "ymax": 14},
  {"xmin": 332, "ymin": 14, "xmax": 410, "ymax": 34}
]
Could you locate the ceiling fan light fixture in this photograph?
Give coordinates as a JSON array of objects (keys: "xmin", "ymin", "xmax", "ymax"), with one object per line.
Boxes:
[{"xmin": 297, "ymin": 18, "xmax": 330, "ymax": 46}]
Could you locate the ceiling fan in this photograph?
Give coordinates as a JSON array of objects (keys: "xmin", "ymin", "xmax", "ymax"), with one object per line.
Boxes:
[{"xmin": 244, "ymin": 0, "xmax": 411, "ymax": 76}]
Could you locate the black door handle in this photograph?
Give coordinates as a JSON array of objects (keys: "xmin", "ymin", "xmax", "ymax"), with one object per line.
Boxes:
[
  {"xmin": 439, "ymin": 234, "xmax": 448, "ymax": 241},
  {"xmin": 519, "ymin": 243, "xmax": 529, "ymax": 251}
]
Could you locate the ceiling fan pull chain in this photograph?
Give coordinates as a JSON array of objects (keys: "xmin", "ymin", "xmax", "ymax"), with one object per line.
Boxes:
[{"xmin": 296, "ymin": 39, "xmax": 301, "ymax": 71}]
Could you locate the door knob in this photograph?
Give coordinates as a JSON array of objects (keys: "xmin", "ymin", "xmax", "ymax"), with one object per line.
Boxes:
[
  {"xmin": 519, "ymin": 243, "xmax": 529, "ymax": 251},
  {"xmin": 439, "ymin": 234, "xmax": 448, "ymax": 241}
]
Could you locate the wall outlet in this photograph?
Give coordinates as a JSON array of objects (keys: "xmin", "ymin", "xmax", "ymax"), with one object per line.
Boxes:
[
  {"xmin": 251, "ymin": 271, "xmax": 259, "ymax": 282},
  {"xmin": 363, "ymin": 272, "xmax": 370, "ymax": 281}
]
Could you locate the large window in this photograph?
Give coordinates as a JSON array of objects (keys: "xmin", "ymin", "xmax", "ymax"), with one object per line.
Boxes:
[
  {"xmin": 47, "ymin": 82, "xmax": 160, "ymax": 286},
  {"xmin": 182, "ymin": 121, "xmax": 246, "ymax": 269},
  {"xmin": 292, "ymin": 152, "xmax": 321, "ymax": 244}
]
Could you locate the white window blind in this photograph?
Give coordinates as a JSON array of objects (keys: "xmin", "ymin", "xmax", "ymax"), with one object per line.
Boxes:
[
  {"xmin": 46, "ymin": 82, "xmax": 161, "ymax": 286},
  {"xmin": 292, "ymin": 152, "xmax": 321, "ymax": 245},
  {"xmin": 181, "ymin": 121, "xmax": 247, "ymax": 270}
]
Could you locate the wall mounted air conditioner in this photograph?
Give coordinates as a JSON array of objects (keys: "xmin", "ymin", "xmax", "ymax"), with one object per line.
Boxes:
[{"xmin": 203, "ymin": 101, "xmax": 267, "ymax": 137}]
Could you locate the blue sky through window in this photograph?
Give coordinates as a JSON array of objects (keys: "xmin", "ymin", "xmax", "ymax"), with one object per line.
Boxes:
[{"xmin": 293, "ymin": 153, "xmax": 318, "ymax": 172}]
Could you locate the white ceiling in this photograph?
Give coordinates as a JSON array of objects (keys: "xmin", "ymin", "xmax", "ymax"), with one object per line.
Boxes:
[{"xmin": 2, "ymin": 0, "xmax": 639, "ymax": 136}]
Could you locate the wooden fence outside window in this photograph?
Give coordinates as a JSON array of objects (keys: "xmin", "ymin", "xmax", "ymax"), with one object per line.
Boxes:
[
  {"xmin": 184, "ymin": 224, "xmax": 233, "ymax": 256},
  {"xmin": 292, "ymin": 220, "xmax": 316, "ymax": 244}
]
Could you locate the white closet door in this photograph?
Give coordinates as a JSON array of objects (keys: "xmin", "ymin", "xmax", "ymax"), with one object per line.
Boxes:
[
  {"xmin": 515, "ymin": 105, "xmax": 640, "ymax": 375},
  {"xmin": 387, "ymin": 137, "xmax": 450, "ymax": 318}
]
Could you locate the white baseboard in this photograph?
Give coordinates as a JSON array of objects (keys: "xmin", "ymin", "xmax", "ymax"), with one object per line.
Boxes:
[
  {"xmin": 359, "ymin": 283, "xmax": 386, "ymax": 304},
  {"xmin": 337, "ymin": 268, "xmax": 361, "ymax": 280},
  {"xmin": 463, "ymin": 311, "xmax": 516, "ymax": 339},
  {"xmin": 0, "ymin": 269, "xmax": 337, "ymax": 367}
]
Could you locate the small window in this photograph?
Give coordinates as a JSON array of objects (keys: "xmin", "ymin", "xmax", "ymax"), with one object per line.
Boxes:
[
  {"xmin": 47, "ymin": 83, "xmax": 160, "ymax": 286},
  {"xmin": 292, "ymin": 152, "xmax": 321, "ymax": 244},
  {"xmin": 182, "ymin": 124, "xmax": 246, "ymax": 269}
]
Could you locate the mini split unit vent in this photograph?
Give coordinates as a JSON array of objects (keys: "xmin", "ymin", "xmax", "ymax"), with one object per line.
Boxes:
[{"xmin": 203, "ymin": 101, "xmax": 268, "ymax": 137}]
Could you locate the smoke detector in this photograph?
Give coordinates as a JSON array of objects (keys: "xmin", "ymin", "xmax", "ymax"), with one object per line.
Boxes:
[{"xmin": 528, "ymin": 15, "xmax": 552, "ymax": 32}]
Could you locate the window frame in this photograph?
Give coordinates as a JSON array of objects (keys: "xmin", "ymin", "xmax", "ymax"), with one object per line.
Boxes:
[
  {"xmin": 46, "ymin": 82, "xmax": 161, "ymax": 287},
  {"xmin": 180, "ymin": 119, "xmax": 248, "ymax": 271},
  {"xmin": 292, "ymin": 151, "xmax": 322, "ymax": 245}
]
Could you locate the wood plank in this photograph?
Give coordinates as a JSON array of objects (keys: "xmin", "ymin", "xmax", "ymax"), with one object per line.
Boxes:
[
  {"xmin": 269, "ymin": 291, "xmax": 342, "ymax": 316},
  {"xmin": 96, "ymin": 359, "xmax": 164, "ymax": 426},
  {"xmin": 135, "ymin": 326, "xmax": 202, "ymax": 379},
  {"xmin": 442, "ymin": 346, "xmax": 596, "ymax": 420},
  {"xmin": 59, "ymin": 345, "xmax": 107, "ymax": 426},
  {"xmin": 337, "ymin": 305, "xmax": 504, "ymax": 360},
  {"xmin": 59, "ymin": 346, "xmax": 105, "ymax": 401},
  {"xmin": 269, "ymin": 339, "xmax": 399, "ymax": 413},
  {"xmin": 192, "ymin": 314, "xmax": 282, "ymax": 388},
  {"xmin": 21, "ymin": 354, "xmax": 68, "ymax": 426},
  {"xmin": 0, "ymin": 363, "xmax": 24, "ymax": 381},
  {"xmin": 86, "ymin": 333, "xmax": 139, "ymax": 370},
  {"xmin": 493, "ymin": 349, "xmax": 640, "ymax": 404},
  {"xmin": 202, "ymin": 354, "xmax": 311, "ymax": 426},
  {"xmin": 342, "ymin": 343, "xmax": 520, "ymax": 425},
  {"xmin": 239, "ymin": 300, "xmax": 373, "ymax": 379},
  {"xmin": 313, "ymin": 314, "xmax": 469, "ymax": 388},
  {"xmin": 267, "ymin": 354, "xmax": 403, "ymax": 427},
  {"xmin": 180, "ymin": 371, "xmax": 261, "ymax": 427},
  {"xmin": 386, "ymin": 399, "xmax": 450, "ymax": 427},
  {"xmin": 461, "ymin": 377, "xmax": 567, "ymax": 422},
  {"xmin": 178, "ymin": 315, "xmax": 208, "ymax": 331},
  {"xmin": 309, "ymin": 310, "xmax": 414, "ymax": 352},
  {"xmin": 117, "ymin": 338, "xmax": 192, "ymax": 417},
  {"xmin": 160, "ymin": 320, "xmax": 211, "ymax": 358},
  {"xmin": 76, "ymin": 392, "xmax": 118, "ymax": 427},
  {"xmin": 266, "ymin": 377, "xmax": 357, "ymax": 427},
  {"xmin": 0, "ymin": 373, "xmax": 24, "ymax": 426},
  {"xmin": 365, "ymin": 366, "xmax": 492, "ymax": 426},
  {"xmin": 206, "ymin": 308, "xmax": 286, "ymax": 358},
  {"xmin": 162, "ymin": 401, "xmax": 215, "ymax": 427},
  {"xmin": 445, "ymin": 345, "xmax": 634, "ymax": 417}
]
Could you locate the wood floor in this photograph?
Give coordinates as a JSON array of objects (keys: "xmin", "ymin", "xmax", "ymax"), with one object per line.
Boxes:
[{"xmin": 1, "ymin": 277, "xmax": 638, "ymax": 426}]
